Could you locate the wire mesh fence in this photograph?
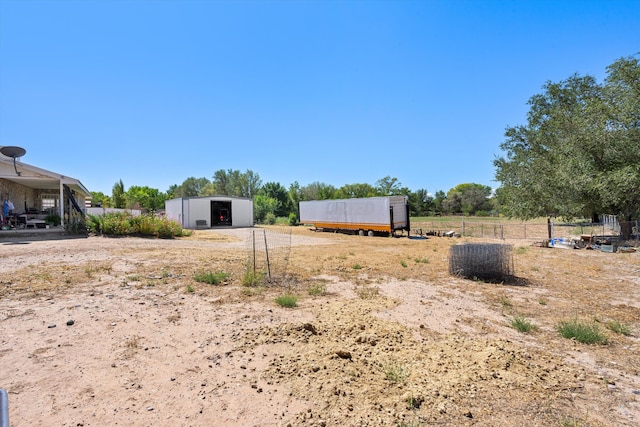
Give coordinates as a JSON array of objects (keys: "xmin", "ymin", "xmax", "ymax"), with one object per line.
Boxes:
[
  {"xmin": 245, "ymin": 227, "xmax": 292, "ymax": 283},
  {"xmin": 412, "ymin": 218, "xmax": 640, "ymax": 242},
  {"xmin": 449, "ymin": 243, "xmax": 514, "ymax": 282}
]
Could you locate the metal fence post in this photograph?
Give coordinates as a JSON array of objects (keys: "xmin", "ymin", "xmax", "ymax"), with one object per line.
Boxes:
[
  {"xmin": 1, "ymin": 388, "xmax": 8, "ymax": 427},
  {"xmin": 263, "ymin": 230, "xmax": 271, "ymax": 280},
  {"xmin": 252, "ymin": 230, "xmax": 256, "ymax": 274}
]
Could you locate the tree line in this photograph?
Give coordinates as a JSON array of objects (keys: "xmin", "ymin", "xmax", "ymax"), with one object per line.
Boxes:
[
  {"xmin": 92, "ymin": 54, "xmax": 639, "ymax": 231},
  {"xmin": 90, "ymin": 173, "xmax": 496, "ymax": 223}
]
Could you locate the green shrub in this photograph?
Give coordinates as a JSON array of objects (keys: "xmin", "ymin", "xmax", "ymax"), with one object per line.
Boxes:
[
  {"xmin": 87, "ymin": 212, "xmax": 184, "ymax": 238},
  {"xmin": 194, "ymin": 271, "xmax": 229, "ymax": 285},
  {"xmin": 64, "ymin": 215, "xmax": 88, "ymax": 235},
  {"xmin": 400, "ymin": 260, "xmax": 407, "ymax": 268},
  {"xmin": 156, "ymin": 216, "xmax": 184, "ymax": 238},
  {"xmin": 557, "ymin": 318, "xmax": 608, "ymax": 345},
  {"xmin": 242, "ymin": 268, "xmax": 264, "ymax": 287},
  {"xmin": 86, "ymin": 214, "xmax": 102, "ymax": 234},
  {"xmin": 382, "ymin": 361, "xmax": 408, "ymax": 383},
  {"xmin": 275, "ymin": 293, "xmax": 298, "ymax": 308},
  {"xmin": 101, "ymin": 212, "xmax": 134, "ymax": 235},
  {"xmin": 45, "ymin": 213, "xmax": 61, "ymax": 226},
  {"xmin": 264, "ymin": 212, "xmax": 276, "ymax": 225},
  {"xmin": 288, "ymin": 212, "xmax": 299, "ymax": 226},
  {"xmin": 307, "ymin": 282, "xmax": 327, "ymax": 296},
  {"xmin": 499, "ymin": 296, "xmax": 512, "ymax": 310},
  {"xmin": 510, "ymin": 315, "xmax": 537, "ymax": 333},
  {"xmin": 606, "ymin": 320, "xmax": 632, "ymax": 336}
]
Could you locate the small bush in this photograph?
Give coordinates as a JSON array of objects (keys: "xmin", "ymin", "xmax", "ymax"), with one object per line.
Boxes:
[
  {"xmin": 275, "ymin": 294, "xmax": 298, "ymax": 308},
  {"xmin": 86, "ymin": 214, "xmax": 102, "ymax": 234},
  {"xmin": 186, "ymin": 285, "xmax": 194, "ymax": 293},
  {"xmin": 382, "ymin": 361, "xmax": 408, "ymax": 383},
  {"xmin": 510, "ymin": 315, "xmax": 537, "ymax": 333},
  {"xmin": 499, "ymin": 296, "xmax": 512, "ymax": 310},
  {"xmin": 194, "ymin": 271, "xmax": 229, "ymax": 285},
  {"xmin": 241, "ymin": 286, "xmax": 263, "ymax": 297},
  {"xmin": 606, "ymin": 320, "xmax": 632, "ymax": 336},
  {"xmin": 264, "ymin": 212, "xmax": 277, "ymax": 225},
  {"xmin": 352, "ymin": 263, "xmax": 362, "ymax": 270},
  {"xmin": 242, "ymin": 268, "xmax": 264, "ymax": 287},
  {"xmin": 288, "ymin": 212, "xmax": 299, "ymax": 226},
  {"xmin": 400, "ymin": 260, "xmax": 407, "ymax": 268},
  {"xmin": 64, "ymin": 216, "xmax": 88, "ymax": 235},
  {"xmin": 414, "ymin": 258, "xmax": 429, "ymax": 264},
  {"xmin": 557, "ymin": 318, "xmax": 608, "ymax": 345},
  {"xmin": 308, "ymin": 282, "xmax": 327, "ymax": 296},
  {"xmin": 45, "ymin": 213, "xmax": 61, "ymax": 226}
]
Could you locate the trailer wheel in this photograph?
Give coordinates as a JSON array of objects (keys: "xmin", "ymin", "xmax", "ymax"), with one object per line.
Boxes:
[
  {"xmin": 358, "ymin": 229, "xmax": 364, "ymax": 236},
  {"xmin": 367, "ymin": 230, "xmax": 374, "ymax": 237}
]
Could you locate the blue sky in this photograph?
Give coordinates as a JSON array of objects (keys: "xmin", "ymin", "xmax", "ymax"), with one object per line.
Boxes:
[{"xmin": 1, "ymin": 0, "xmax": 638, "ymax": 196}]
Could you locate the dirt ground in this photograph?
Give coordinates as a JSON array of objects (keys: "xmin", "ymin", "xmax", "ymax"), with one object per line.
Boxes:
[{"xmin": 1, "ymin": 226, "xmax": 639, "ymax": 426}]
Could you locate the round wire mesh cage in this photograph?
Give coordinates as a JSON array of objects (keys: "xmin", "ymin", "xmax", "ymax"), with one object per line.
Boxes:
[{"xmin": 449, "ymin": 243, "xmax": 514, "ymax": 282}]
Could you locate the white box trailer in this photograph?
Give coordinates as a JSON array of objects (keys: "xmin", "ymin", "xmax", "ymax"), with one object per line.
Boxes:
[{"xmin": 299, "ymin": 196, "xmax": 410, "ymax": 237}]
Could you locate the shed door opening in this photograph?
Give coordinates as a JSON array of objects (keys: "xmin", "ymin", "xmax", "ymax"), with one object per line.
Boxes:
[{"xmin": 211, "ymin": 201, "xmax": 232, "ymax": 226}]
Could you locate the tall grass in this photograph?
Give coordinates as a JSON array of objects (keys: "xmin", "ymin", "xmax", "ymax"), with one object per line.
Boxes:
[
  {"xmin": 194, "ymin": 271, "xmax": 229, "ymax": 285},
  {"xmin": 509, "ymin": 315, "xmax": 537, "ymax": 333},
  {"xmin": 275, "ymin": 294, "xmax": 298, "ymax": 308},
  {"xmin": 557, "ymin": 318, "xmax": 608, "ymax": 345}
]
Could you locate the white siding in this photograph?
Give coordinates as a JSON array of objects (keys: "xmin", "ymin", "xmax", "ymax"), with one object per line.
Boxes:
[
  {"xmin": 164, "ymin": 197, "xmax": 254, "ymax": 228},
  {"xmin": 300, "ymin": 196, "xmax": 408, "ymax": 231}
]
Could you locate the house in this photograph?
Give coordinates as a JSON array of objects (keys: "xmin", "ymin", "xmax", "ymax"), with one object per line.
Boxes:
[
  {"xmin": 165, "ymin": 196, "xmax": 254, "ymax": 229},
  {"xmin": 1, "ymin": 148, "xmax": 91, "ymax": 229}
]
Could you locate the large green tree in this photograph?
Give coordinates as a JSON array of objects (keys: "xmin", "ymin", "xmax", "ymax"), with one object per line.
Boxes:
[
  {"xmin": 495, "ymin": 55, "xmax": 640, "ymax": 235},
  {"xmin": 89, "ymin": 191, "xmax": 111, "ymax": 208},
  {"xmin": 336, "ymin": 183, "xmax": 377, "ymax": 199},
  {"xmin": 441, "ymin": 183, "xmax": 492, "ymax": 215},
  {"xmin": 126, "ymin": 186, "xmax": 167, "ymax": 212},
  {"xmin": 408, "ymin": 188, "xmax": 434, "ymax": 216},
  {"xmin": 298, "ymin": 182, "xmax": 337, "ymax": 201},
  {"xmin": 168, "ymin": 177, "xmax": 210, "ymax": 198},
  {"xmin": 259, "ymin": 181, "xmax": 290, "ymax": 217},
  {"xmin": 206, "ymin": 169, "xmax": 262, "ymax": 198},
  {"xmin": 111, "ymin": 179, "xmax": 126, "ymax": 209}
]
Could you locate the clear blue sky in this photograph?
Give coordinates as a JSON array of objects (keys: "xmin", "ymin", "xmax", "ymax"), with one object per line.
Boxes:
[{"xmin": 1, "ymin": 0, "xmax": 638, "ymax": 196}]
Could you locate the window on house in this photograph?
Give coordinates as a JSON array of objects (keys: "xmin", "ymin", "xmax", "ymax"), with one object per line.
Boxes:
[{"xmin": 41, "ymin": 194, "xmax": 59, "ymax": 211}]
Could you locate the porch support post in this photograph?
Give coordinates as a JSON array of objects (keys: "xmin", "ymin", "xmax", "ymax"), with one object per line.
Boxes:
[{"xmin": 59, "ymin": 182, "xmax": 65, "ymax": 227}]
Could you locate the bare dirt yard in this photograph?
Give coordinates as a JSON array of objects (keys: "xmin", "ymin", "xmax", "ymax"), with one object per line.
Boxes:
[{"xmin": 1, "ymin": 226, "xmax": 639, "ymax": 426}]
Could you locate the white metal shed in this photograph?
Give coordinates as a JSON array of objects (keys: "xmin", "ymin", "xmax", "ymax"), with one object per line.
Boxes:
[{"xmin": 165, "ymin": 196, "xmax": 254, "ymax": 229}]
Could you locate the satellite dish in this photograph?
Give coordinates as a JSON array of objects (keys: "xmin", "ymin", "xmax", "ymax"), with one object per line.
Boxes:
[{"xmin": 0, "ymin": 145, "xmax": 27, "ymax": 176}]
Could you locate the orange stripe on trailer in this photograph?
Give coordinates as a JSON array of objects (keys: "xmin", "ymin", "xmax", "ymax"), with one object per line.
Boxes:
[{"xmin": 303, "ymin": 222, "xmax": 391, "ymax": 232}]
